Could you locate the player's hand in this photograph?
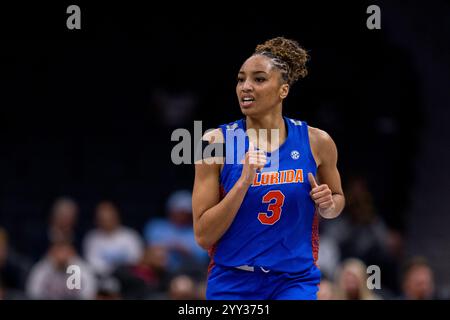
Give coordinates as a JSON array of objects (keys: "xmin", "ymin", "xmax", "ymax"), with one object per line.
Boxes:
[
  {"xmin": 308, "ymin": 173, "xmax": 335, "ymax": 214},
  {"xmin": 240, "ymin": 141, "xmax": 267, "ymax": 186}
]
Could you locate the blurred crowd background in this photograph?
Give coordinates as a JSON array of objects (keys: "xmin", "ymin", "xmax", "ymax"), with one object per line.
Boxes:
[{"xmin": 1, "ymin": 1, "xmax": 449, "ymax": 299}]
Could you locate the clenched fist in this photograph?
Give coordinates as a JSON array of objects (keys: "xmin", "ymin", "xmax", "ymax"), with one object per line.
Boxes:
[
  {"xmin": 240, "ymin": 141, "xmax": 267, "ymax": 186},
  {"xmin": 308, "ymin": 172, "xmax": 335, "ymax": 214}
]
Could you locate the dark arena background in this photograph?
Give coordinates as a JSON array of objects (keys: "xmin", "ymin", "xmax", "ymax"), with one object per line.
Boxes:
[{"xmin": 0, "ymin": 1, "xmax": 449, "ymax": 303}]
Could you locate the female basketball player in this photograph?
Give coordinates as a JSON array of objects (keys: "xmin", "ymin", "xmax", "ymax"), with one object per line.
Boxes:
[{"xmin": 192, "ymin": 37, "xmax": 345, "ymax": 300}]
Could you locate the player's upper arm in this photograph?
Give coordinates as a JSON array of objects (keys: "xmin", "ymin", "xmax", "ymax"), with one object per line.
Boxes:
[
  {"xmin": 311, "ymin": 127, "xmax": 344, "ymax": 196},
  {"xmin": 192, "ymin": 129, "xmax": 224, "ymax": 225}
]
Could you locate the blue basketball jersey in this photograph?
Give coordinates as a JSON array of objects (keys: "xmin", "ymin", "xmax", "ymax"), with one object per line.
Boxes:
[{"xmin": 209, "ymin": 116, "xmax": 320, "ymax": 276}]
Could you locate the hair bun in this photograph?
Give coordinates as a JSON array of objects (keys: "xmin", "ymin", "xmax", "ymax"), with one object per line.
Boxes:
[{"xmin": 255, "ymin": 37, "xmax": 309, "ymax": 85}]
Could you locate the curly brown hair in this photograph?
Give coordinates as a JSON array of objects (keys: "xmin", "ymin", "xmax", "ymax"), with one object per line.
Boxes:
[{"xmin": 254, "ymin": 37, "xmax": 309, "ymax": 85}]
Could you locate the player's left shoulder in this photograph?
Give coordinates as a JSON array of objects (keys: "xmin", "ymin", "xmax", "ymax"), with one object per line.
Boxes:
[
  {"xmin": 307, "ymin": 126, "xmax": 337, "ymax": 164},
  {"xmin": 308, "ymin": 126, "xmax": 334, "ymax": 146}
]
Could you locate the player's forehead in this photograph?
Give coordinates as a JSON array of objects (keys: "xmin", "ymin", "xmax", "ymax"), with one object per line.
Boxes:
[{"xmin": 239, "ymin": 55, "xmax": 273, "ymax": 74}]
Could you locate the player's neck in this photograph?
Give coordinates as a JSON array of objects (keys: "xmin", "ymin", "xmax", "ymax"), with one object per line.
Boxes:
[
  {"xmin": 245, "ymin": 112, "xmax": 286, "ymax": 151},
  {"xmin": 245, "ymin": 113, "xmax": 284, "ymax": 131}
]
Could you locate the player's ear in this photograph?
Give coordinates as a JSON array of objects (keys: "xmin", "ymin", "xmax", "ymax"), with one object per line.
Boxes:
[{"xmin": 280, "ymin": 83, "xmax": 289, "ymax": 99}]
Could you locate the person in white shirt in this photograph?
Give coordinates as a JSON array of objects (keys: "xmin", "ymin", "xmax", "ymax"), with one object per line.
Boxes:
[
  {"xmin": 26, "ymin": 241, "xmax": 97, "ymax": 300},
  {"xmin": 83, "ymin": 201, "xmax": 144, "ymax": 277}
]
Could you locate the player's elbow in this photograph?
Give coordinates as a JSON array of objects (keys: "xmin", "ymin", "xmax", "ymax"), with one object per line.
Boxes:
[
  {"xmin": 194, "ymin": 223, "xmax": 212, "ymax": 250},
  {"xmin": 194, "ymin": 232, "xmax": 213, "ymax": 250},
  {"xmin": 193, "ymin": 208, "xmax": 215, "ymax": 250}
]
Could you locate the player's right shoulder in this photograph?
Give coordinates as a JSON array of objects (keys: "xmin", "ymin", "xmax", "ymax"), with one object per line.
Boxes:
[
  {"xmin": 195, "ymin": 128, "xmax": 225, "ymax": 167},
  {"xmin": 202, "ymin": 128, "xmax": 224, "ymax": 144}
]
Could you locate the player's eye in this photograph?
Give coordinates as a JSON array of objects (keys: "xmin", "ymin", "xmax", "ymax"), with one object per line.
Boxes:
[
  {"xmin": 237, "ymin": 77, "xmax": 245, "ymax": 83},
  {"xmin": 255, "ymin": 77, "xmax": 266, "ymax": 82}
]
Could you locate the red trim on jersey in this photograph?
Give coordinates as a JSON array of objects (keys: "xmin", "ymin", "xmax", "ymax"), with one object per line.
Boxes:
[
  {"xmin": 207, "ymin": 243, "xmax": 217, "ymax": 275},
  {"xmin": 311, "ymin": 210, "xmax": 320, "ymax": 267},
  {"xmin": 207, "ymin": 184, "xmax": 226, "ymax": 275},
  {"xmin": 219, "ymin": 184, "xmax": 226, "ymax": 199}
]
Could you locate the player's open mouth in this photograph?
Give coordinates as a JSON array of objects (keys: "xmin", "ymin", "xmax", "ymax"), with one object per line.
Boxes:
[{"xmin": 241, "ymin": 96, "xmax": 255, "ymax": 107}]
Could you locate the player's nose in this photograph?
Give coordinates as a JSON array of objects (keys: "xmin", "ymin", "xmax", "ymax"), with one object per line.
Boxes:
[{"xmin": 241, "ymin": 79, "xmax": 253, "ymax": 92}]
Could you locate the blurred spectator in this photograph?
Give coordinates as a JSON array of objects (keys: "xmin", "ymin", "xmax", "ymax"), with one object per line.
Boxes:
[
  {"xmin": 196, "ymin": 279, "xmax": 207, "ymax": 300},
  {"xmin": 0, "ymin": 278, "xmax": 25, "ymax": 300},
  {"xmin": 400, "ymin": 256, "xmax": 437, "ymax": 300},
  {"xmin": 317, "ymin": 233, "xmax": 341, "ymax": 281},
  {"xmin": 320, "ymin": 176, "xmax": 401, "ymax": 292},
  {"xmin": 0, "ymin": 279, "xmax": 25, "ymax": 300},
  {"xmin": 48, "ymin": 197, "xmax": 80, "ymax": 247},
  {"xmin": 335, "ymin": 258, "xmax": 381, "ymax": 300},
  {"xmin": 26, "ymin": 241, "xmax": 97, "ymax": 299},
  {"xmin": 30, "ymin": 196, "xmax": 81, "ymax": 262},
  {"xmin": 168, "ymin": 274, "xmax": 198, "ymax": 300},
  {"xmin": 113, "ymin": 245, "xmax": 172, "ymax": 299},
  {"xmin": 0, "ymin": 227, "xmax": 31, "ymax": 294},
  {"xmin": 95, "ymin": 277, "xmax": 122, "ymax": 300},
  {"xmin": 317, "ymin": 278, "xmax": 337, "ymax": 300},
  {"xmin": 83, "ymin": 201, "xmax": 144, "ymax": 277},
  {"xmin": 144, "ymin": 190, "xmax": 208, "ymax": 275}
]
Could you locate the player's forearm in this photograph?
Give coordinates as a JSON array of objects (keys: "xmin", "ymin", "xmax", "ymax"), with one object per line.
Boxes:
[
  {"xmin": 319, "ymin": 193, "xmax": 345, "ymax": 219},
  {"xmin": 194, "ymin": 178, "xmax": 250, "ymax": 250}
]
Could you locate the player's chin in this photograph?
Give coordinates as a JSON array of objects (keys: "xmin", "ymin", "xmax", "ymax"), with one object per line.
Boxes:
[{"xmin": 240, "ymin": 105, "xmax": 258, "ymax": 116}]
